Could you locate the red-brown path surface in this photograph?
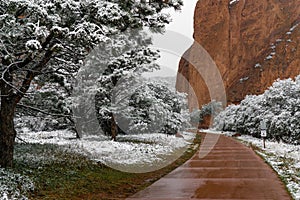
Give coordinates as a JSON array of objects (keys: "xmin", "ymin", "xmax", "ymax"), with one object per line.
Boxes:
[{"xmin": 127, "ymin": 133, "xmax": 291, "ymax": 200}]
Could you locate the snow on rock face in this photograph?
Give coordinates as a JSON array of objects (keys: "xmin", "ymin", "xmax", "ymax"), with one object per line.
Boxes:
[
  {"xmin": 178, "ymin": 0, "xmax": 300, "ymax": 112},
  {"xmin": 229, "ymin": 0, "xmax": 240, "ymax": 5},
  {"xmin": 290, "ymin": 23, "xmax": 299, "ymax": 32}
]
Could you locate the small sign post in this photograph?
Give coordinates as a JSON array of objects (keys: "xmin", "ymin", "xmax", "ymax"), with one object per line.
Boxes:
[{"xmin": 260, "ymin": 120, "xmax": 267, "ymax": 148}]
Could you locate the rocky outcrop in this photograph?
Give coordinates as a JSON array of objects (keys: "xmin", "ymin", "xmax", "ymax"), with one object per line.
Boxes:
[{"xmin": 177, "ymin": 0, "xmax": 300, "ymax": 110}]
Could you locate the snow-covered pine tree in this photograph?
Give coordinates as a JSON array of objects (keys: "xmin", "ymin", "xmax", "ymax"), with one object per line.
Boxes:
[
  {"xmin": 0, "ymin": 0, "xmax": 183, "ymax": 168},
  {"xmin": 92, "ymin": 30, "xmax": 162, "ymax": 140},
  {"xmin": 16, "ymin": 73, "xmax": 73, "ymax": 132},
  {"xmin": 72, "ymin": 29, "xmax": 161, "ymax": 138}
]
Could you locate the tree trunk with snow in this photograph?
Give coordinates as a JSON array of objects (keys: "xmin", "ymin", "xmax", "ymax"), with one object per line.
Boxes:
[
  {"xmin": 0, "ymin": 83, "xmax": 18, "ymax": 168},
  {"xmin": 0, "ymin": 102, "xmax": 17, "ymax": 168},
  {"xmin": 0, "ymin": 66, "xmax": 33, "ymax": 168},
  {"xmin": 0, "ymin": 0, "xmax": 182, "ymax": 168}
]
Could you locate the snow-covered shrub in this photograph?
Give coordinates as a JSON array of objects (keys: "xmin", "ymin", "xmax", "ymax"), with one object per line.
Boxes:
[
  {"xmin": 189, "ymin": 109, "xmax": 202, "ymax": 125},
  {"xmin": 109, "ymin": 78, "xmax": 189, "ymax": 134},
  {"xmin": 214, "ymin": 76, "xmax": 300, "ymax": 144},
  {"xmin": 190, "ymin": 100, "xmax": 223, "ymax": 124},
  {"xmin": 114, "ymin": 81, "xmax": 189, "ymax": 135},
  {"xmin": 214, "ymin": 104, "xmax": 239, "ymax": 131},
  {"xmin": 236, "ymin": 95, "xmax": 267, "ymax": 137},
  {"xmin": 201, "ymin": 100, "xmax": 223, "ymax": 117},
  {"xmin": 0, "ymin": 168, "xmax": 34, "ymax": 200},
  {"xmin": 190, "ymin": 100, "xmax": 223, "ymax": 129},
  {"xmin": 269, "ymin": 112, "xmax": 292, "ymax": 142}
]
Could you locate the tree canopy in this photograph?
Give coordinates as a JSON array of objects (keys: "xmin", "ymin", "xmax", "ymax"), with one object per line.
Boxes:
[{"xmin": 0, "ymin": 0, "xmax": 183, "ymax": 167}]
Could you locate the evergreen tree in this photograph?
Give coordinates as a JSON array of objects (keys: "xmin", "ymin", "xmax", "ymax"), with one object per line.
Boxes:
[
  {"xmin": 16, "ymin": 73, "xmax": 73, "ymax": 132},
  {"xmin": 0, "ymin": 0, "xmax": 182, "ymax": 168}
]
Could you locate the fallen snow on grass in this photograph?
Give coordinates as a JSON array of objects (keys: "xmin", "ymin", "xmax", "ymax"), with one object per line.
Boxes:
[
  {"xmin": 199, "ymin": 129, "xmax": 236, "ymax": 136},
  {"xmin": 238, "ymin": 135, "xmax": 300, "ymax": 200},
  {"xmin": 17, "ymin": 130, "xmax": 196, "ymax": 172},
  {"xmin": 0, "ymin": 168, "xmax": 34, "ymax": 200}
]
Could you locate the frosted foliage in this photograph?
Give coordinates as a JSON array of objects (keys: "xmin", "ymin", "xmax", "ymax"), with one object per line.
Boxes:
[
  {"xmin": 15, "ymin": 80, "xmax": 72, "ymax": 132},
  {"xmin": 0, "ymin": 0, "xmax": 183, "ymax": 140},
  {"xmin": 72, "ymin": 29, "xmax": 162, "ymax": 136},
  {"xmin": 25, "ymin": 40, "xmax": 42, "ymax": 51},
  {"xmin": 113, "ymin": 81, "xmax": 189, "ymax": 135},
  {"xmin": 190, "ymin": 100, "xmax": 223, "ymax": 124},
  {"xmin": 0, "ymin": 0, "xmax": 182, "ymax": 95},
  {"xmin": 214, "ymin": 75, "xmax": 300, "ymax": 144},
  {"xmin": 0, "ymin": 168, "xmax": 34, "ymax": 200},
  {"xmin": 214, "ymin": 104, "xmax": 239, "ymax": 131}
]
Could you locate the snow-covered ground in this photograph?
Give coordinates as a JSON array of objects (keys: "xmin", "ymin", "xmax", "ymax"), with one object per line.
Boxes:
[
  {"xmin": 0, "ymin": 130, "xmax": 196, "ymax": 199},
  {"xmin": 201, "ymin": 129, "xmax": 300, "ymax": 200},
  {"xmin": 0, "ymin": 168, "xmax": 34, "ymax": 200},
  {"xmin": 17, "ymin": 130, "xmax": 196, "ymax": 173}
]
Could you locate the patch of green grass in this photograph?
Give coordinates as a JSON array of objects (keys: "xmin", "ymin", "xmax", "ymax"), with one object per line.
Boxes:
[
  {"xmin": 117, "ymin": 138, "xmax": 156, "ymax": 145},
  {"xmin": 12, "ymin": 133, "xmax": 201, "ymax": 199}
]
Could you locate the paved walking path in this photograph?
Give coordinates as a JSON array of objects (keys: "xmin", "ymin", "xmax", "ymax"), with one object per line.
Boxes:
[{"xmin": 127, "ymin": 133, "xmax": 291, "ymax": 200}]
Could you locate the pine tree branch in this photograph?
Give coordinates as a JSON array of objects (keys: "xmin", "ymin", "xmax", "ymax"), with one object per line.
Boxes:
[
  {"xmin": 15, "ymin": 136, "xmax": 28, "ymax": 144},
  {"xmin": 17, "ymin": 103, "xmax": 72, "ymax": 118}
]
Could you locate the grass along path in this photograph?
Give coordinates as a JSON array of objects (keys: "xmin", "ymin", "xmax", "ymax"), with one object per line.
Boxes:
[{"xmin": 8, "ymin": 132, "xmax": 201, "ymax": 199}]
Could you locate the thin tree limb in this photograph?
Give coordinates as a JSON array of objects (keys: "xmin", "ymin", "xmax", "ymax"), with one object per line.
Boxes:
[{"xmin": 17, "ymin": 103, "xmax": 73, "ymax": 118}]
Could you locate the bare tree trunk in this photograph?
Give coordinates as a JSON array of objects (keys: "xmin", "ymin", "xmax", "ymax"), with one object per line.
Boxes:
[
  {"xmin": 74, "ymin": 117, "xmax": 83, "ymax": 139},
  {"xmin": 0, "ymin": 98, "xmax": 17, "ymax": 168},
  {"xmin": 111, "ymin": 115, "xmax": 117, "ymax": 141}
]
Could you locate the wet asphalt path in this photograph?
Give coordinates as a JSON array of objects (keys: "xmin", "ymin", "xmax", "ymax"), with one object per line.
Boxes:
[{"xmin": 127, "ymin": 133, "xmax": 291, "ymax": 200}]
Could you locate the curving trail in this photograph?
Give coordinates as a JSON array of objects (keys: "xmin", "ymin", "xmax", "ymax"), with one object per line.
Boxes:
[{"xmin": 127, "ymin": 133, "xmax": 291, "ymax": 200}]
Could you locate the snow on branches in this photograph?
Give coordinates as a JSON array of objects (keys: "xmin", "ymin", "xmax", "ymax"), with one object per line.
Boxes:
[
  {"xmin": 0, "ymin": 0, "xmax": 183, "ymax": 167},
  {"xmin": 214, "ymin": 76, "xmax": 300, "ymax": 144},
  {"xmin": 0, "ymin": 0, "xmax": 182, "ymax": 99},
  {"xmin": 113, "ymin": 80, "xmax": 189, "ymax": 135}
]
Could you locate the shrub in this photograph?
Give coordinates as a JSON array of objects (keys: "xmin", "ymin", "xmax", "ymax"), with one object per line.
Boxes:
[{"xmin": 214, "ymin": 76, "xmax": 300, "ymax": 144}]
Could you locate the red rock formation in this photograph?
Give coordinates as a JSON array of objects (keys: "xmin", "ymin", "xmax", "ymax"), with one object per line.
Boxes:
[{"xmin": 177, "ymin": 0, "xmax": 300, "ymax": 110}]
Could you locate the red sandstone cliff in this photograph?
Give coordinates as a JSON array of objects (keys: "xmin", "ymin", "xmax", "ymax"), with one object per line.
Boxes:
[{"xmin": 176, "ymin": 0, "xmax": 300, "ymax": 110}]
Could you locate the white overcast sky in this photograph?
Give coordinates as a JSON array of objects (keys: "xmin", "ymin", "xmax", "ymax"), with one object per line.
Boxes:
[
  {"xmin": 165, "ymin": 0, "xmax": 198, "ymax": 39},
  {"xmin": 146, "ymin": 0, "xmax": 198, "ymax": 77}
]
